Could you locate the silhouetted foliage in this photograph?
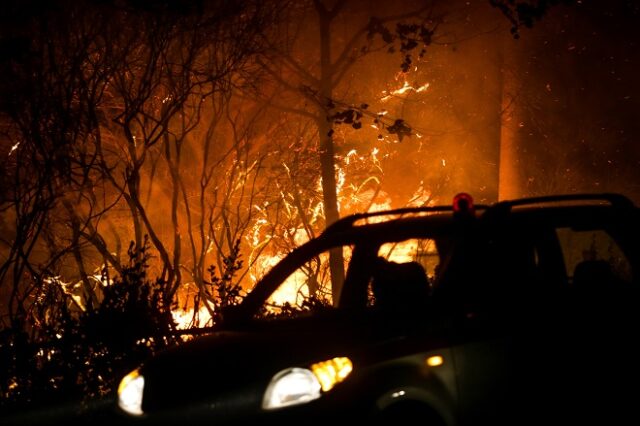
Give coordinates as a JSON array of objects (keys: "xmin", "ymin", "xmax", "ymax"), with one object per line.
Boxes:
[
  {"xmin": 490, "ymin": 0, "xmax": 575, "ymax": 38},
  {"xmin": 329, "ymin": 107, "xmax": 364, "ymax": 129},
  {"xmin": 386, "ymin": 119, "xmax": 413, "ymax": 141},
  {"xmin": 207, "ymin": 239, "xmax": 245, "ymax": 321},
  {"xmin": 367, "ymin": 16, "xmax": 436, "ymax": 72},
  {"xmin": 0, "ymin": 239, "xmax": 177, "ymax": 412},
  {"xmin": 323, "ymin": 11, "xmax": 438, "ymax": 141},
  {"xmin": 260, "ymin": 294, "xmax": 333, "ymax": 320},
  {"xmin": 0, "ymin": 0, "xmax": 277, "ymax": 336}
]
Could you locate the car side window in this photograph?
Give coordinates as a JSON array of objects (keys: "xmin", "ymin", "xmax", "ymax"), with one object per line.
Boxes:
[
  {"xmin": 370, "ymin": 239, "xmax": 440, "ymax": 309},
  {"xmin": 556, "ymin": 228, "xmax": 632, "ymax": 288},
  {"xmin": 378, "ymin": 238, "xmax": 440, "ymax": 282}
]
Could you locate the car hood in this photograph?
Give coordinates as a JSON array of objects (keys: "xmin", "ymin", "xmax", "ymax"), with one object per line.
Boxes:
[{"xmin": 138, "ymin": 311, "xmax": 384, "ymax": 414}]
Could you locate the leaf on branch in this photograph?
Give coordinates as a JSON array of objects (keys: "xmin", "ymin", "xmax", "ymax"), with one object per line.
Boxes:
[
  {"xmin": 401, "ymin": 39, "xmax": 419, "ymax": 51},
  {"xmin": 490, "ymin": 0, "xmax": 568, "ymax": 39},
  {"xmin": 386, "ymin": 119, "xmax": 412, "ymax": 142},
  {"xmin": 367, "ymin": 17, "xmax": 394, "ymax": 44},
  {"xmin": 401, "ymin": 54, "xmax": 412, "ymax": 73},
  {"xmin": 420, "ymin": 27, "xmax": 433, "ymax": 45},
  {"xmin": 393, "ymin": 21, "xmax": 434, "ymax": 71},
  {"xmin": 329, "ymin": 108, "xmax": 364, "ymax": 129}
]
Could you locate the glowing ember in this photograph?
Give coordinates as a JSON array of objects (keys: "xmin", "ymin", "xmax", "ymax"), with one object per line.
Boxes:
[{"xmin": 8, "ymin": 142, "xmax": 20, "ymax": 156}]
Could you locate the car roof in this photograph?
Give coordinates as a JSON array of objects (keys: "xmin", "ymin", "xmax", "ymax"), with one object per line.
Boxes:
[{"xmin": 324, "ymin": 192, "xmax": 634, "ymax": 233}]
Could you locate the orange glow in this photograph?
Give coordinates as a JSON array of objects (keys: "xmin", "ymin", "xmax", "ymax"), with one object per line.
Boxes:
[
  {"xmin": 28, "ymin": 16, "xmax": 462, "ymax": 329},
  {"xmin": 426, "ymin": 355, "xmax": 444, "ymax": 367},
  {"xmin": 267, "ymin": 268, "xmax": 311, "ymax": 307},
  {"xmin": 310, "ymin": 357, "xmax": 353, "ymax": 392},
  {"xmin": 380, "ymin": 240, "xmax": 421, "ymax": 264},
  {"xmin": 172, "ymin": 305, "xmax": 213, "ymax": 329}
]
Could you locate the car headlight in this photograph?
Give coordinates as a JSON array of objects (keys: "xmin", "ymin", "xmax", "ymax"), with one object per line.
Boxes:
[
  {"xmin": 118, "ymin": 369, "xmax": 145, "ymax": 416},
  {"xmin": 310, "ymin": 356, "xmax": 353, "ymax": 392},
  {"xmin": 262, "ymin": 357, "xmax": 353, "ymax": 410}
]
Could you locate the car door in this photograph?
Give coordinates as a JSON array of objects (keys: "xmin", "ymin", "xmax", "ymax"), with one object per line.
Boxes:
[{"xmin": 447, "ymin": 223, "xmax": 557, "ymax": 424}]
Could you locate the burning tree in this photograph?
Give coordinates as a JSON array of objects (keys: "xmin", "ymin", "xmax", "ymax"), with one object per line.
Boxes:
[
  {"xmin": 0, "ymin": 0, "xmax": 276, "ymax": 316},
  {"xmin": 247, "ymin": 0, "xmax": 444, "ymax": 300},
  {"xmin": 0, "ymin": 0, "xmax": 279, "ymax": 405},
  {"xmin": 0, "ymin": 0, "xmax": 513, "ymax": 330}
]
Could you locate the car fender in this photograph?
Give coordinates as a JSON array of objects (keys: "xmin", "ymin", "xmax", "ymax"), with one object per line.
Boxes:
[
  {"xmin": 365, "ymin": 348, "xmax": 457, "ymax": 425},
  {"xmin": 375, "ymin": 385, "xmax": 456, "ymax": 425}
]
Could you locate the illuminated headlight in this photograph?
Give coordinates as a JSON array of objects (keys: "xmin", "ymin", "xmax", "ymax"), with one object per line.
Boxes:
[
  {"xmin": 262, "ymin": 357, "xmax": 353, "ymax": 410},
  {"xmin": 118, "ymin": 369, "xmax": 145, "ymax": 416}
]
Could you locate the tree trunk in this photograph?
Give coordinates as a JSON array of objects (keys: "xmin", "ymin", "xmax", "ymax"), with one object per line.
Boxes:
[
  {"xmin": 317, "ymin": 4, "xmax": 344, "ymax": 303},
  {"xmin": 317, "ymin": 118, "xmax": 345, "ymax": 302}
]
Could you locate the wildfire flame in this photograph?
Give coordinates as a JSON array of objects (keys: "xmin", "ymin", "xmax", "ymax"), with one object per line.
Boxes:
[
  {"xmin": 35, "ymin": 62, "xmax": 442, "ymax": 330},
  {"xmin": 380, "ymin": 81, "xmax": 430, "ymax": 102},
  {"xmin": 172, "ymin": 305, "xmax": 213, "ymax": 330}
]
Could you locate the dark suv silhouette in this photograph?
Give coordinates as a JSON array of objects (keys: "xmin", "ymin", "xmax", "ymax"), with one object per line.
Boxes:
[{"xmin": 117, "ymin": 193, "xmax": 640, "ymax": 425}]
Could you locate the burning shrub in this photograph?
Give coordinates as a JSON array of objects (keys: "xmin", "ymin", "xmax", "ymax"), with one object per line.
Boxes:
[
  {"xmin": 0, "ymin": 236, "xmax": 334, "ymax": 414},
  {"xmin": 0, "ymin": 238, "xmax": 178, "ymax": 411}
]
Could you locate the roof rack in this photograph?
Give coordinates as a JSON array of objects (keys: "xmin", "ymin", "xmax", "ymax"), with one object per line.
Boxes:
[
  {"xmin": 492, "ymin": 193, "xmax": 635, "ymax": 211},
  {"xmin": 323, "ymin": 204, "xmax": 488, "ymax": 235},
  {"xmin": 322, "ymin": 193, "xmax": 634, "ymax": 236}
]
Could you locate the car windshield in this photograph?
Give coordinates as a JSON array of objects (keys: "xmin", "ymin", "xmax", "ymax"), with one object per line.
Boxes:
[{"xmin": 249, "ymin": 228, "xmax": 450, "ymax": 321}]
